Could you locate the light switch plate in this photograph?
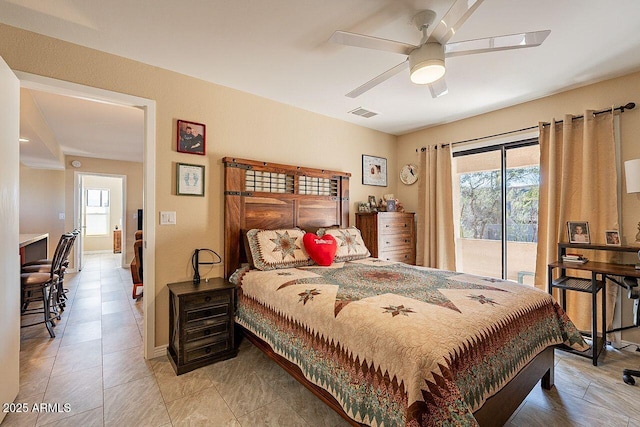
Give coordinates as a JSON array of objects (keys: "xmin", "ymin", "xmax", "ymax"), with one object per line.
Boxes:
[{"xmin": 160, "ymin": 211, "xmax": 176, "ymax": 225}]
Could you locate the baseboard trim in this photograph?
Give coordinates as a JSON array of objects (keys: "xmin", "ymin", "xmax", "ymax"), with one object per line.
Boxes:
[{"xmin": 153, "ymin": 345, "xmax": 168, "ymax": 359}]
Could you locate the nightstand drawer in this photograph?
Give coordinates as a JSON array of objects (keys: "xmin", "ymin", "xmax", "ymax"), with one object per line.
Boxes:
[
  {"xmin": 183, "ymin": 292, "xmax": 231, "ymax": 309},
  {"xmin": 379, "ymin": 234, "xmax": 413, "ymax": 250},
  {"xmin": 185, "ymin": 321, "xmax": 229, "ymax": 343},
  {"xmin": 185, "ymin": 338, "xmax": 230, "ymax": 363},
  {"xmin": 184, "ymin": 302, "xmax": 230, "ymax": 326},
  {"xmin": 379, "ymin": 249, "xmax": 413, "ymax": 263}
]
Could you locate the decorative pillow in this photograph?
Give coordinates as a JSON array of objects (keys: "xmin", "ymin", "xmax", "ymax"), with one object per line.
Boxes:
[
  {"xmin": 303, "ymin": 233, "xmax": 337, "ymax": 266},
  {"xmin": 319, "ymin": 227, "xmax": 370, "ymax": 262},
  {"xmin": 245, "ymin": 228, "xmax": 312, "ymax": 270}
]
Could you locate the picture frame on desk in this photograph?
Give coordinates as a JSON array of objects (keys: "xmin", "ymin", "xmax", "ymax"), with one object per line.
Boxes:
[
  {"xmin": 567, "ymin": 221, "xmax": 590, "ymax": 244},
  {"xmin": 605, "ymin": 230, "xmax": 621, "ymax": 246}
]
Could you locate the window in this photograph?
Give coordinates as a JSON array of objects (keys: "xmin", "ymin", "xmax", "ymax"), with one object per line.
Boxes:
[
  {"xmin": 453, "ymin": 140, "xmax": 539, "ymax": 283},
  {"xmin": 85, "ymin": 189, "xmax": 110, "ymax": 236}
]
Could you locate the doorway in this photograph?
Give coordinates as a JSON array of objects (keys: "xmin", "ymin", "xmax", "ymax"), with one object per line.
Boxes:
[
  {"xmin": 15, "ymin": 71, "xmax": 157, "ymax": 359},
  {"xmin": 75, "ymin": 173, "xmax": 127, "ymax": 270}
]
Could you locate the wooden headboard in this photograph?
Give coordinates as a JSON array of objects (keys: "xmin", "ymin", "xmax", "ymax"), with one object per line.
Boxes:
[{"xmin": 223, "ymin": 157, "xmax": 351, "ymax": 278}]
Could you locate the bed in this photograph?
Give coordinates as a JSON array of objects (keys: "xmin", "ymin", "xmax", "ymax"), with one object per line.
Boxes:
[{"xmin": 223, "ymin": 157, "xmax": 587, "ymax": 426}]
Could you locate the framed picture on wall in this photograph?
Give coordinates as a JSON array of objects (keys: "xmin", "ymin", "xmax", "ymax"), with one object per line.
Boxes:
[
  {"xmin": 177, "ymin": 119, "xmax": 206, "ymax": 155},
  {"xmin": 362, "ymin": 155, "xmax": 387, "ymax": 187},
  {"xmin": 176, "ymin": 163, "xmax": 205, "ymax": 196}
]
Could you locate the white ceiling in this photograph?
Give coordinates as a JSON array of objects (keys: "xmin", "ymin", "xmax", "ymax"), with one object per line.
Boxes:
[
  {"xmin": 5, "ymin": 0, "xmax": 640, "ymax": 165},
  {"xmin": 20, "ymin": 89, "xmax": 144, "ymax": 169}
]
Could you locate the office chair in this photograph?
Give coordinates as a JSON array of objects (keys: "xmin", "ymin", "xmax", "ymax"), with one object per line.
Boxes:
[{"xmin": 620, "ymin": 276, "xmax": 640, "ymax": 385}]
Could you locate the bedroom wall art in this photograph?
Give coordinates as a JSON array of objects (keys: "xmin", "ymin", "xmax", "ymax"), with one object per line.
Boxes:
[
  {"xmin": 177, "ymin": 119, "xmax": 206, "ymax": 155},
  {"xmin": 362, "ymin": 154, "xmax": 387, "ymax": 186},
  {"xmin": 176, "ymin": 162, "xmax": 205, "ymax": 196}
]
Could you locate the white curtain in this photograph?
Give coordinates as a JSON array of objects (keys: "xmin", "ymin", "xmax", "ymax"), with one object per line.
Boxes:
[
  {"xmin": 416, "ymin": 145, "xmax": 456, "ymax": 270},
  {"xmin": 535, "ymin": 111, "xmax": 619, "ymax": 333}
]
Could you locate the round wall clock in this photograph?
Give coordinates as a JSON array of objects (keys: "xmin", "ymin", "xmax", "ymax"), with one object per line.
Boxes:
[{"xmin": 400, "ymin": 164, "xmax": 418, "ymax": 185}]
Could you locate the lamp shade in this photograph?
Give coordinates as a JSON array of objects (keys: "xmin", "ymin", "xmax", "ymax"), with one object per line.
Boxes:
[
  {"xmin": 625, "ymin": 159, "xmax": 640, "ymax": 193},
  {"xmin": 409, "ymin": 43, "xmax": 446, "ymax": 85}
]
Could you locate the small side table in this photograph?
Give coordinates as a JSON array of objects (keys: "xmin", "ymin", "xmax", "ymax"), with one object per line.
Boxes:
[
  {"xmin": 167, "ymin": 278, "xmax": 237, "ymax": 375},
  {"xmin": 113, "ymin": 229, "xmax": 122, "ymax": 254}
]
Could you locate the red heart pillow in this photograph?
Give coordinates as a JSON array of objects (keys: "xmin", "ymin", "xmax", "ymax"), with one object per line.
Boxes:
[{"xmin": 303, "ymin": 233, "xmax": 338, "ymax": 266}]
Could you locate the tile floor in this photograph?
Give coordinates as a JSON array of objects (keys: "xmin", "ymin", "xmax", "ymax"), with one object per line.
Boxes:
[{"xmin": 5, "ymin": 252, "xmax": 640, "ymax": 426}]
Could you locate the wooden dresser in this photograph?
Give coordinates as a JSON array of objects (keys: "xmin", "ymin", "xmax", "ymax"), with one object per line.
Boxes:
[
  {"xmin": 167, "ymin": 278, "xmax": 237, "ymax": 375},
  {"xmin": 356, "ymin": 212, "xmax": 416, "ymax": 265}
]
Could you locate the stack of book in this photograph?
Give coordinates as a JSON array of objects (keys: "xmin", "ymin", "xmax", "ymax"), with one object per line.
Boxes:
[{"xmin": 562, "ymin": 253, "xmax": 588, "ymax": 264}]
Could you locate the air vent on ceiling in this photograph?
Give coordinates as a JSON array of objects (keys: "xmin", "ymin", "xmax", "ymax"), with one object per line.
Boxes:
[{"xmin": 348, "ymin": 107, "xmax": 378, "ymax": 118}]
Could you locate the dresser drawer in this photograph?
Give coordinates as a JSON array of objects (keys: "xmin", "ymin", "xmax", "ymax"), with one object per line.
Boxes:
[
  {"xmin": 185, "ymin": 320, "xmax": 229, "ymax": 343},
  {"xmin": 379, "ymin": 217, "xmax": 413, "ymax": 235},
  {"xmin": 185, "ymin": 337, "xmax": 230, "ymax": 363},
  {"xmin": 379, "ymin": 234, "xmax": 413, "ymax": 250},
  {"xmin": 379, "ymin": 249, "xmax": 413, "ymax": 263}
]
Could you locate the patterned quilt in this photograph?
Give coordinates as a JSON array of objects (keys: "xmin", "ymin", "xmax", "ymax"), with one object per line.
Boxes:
[{"xmin": 231, "ymin": 258, "xmax": 587, "ymax": 426}]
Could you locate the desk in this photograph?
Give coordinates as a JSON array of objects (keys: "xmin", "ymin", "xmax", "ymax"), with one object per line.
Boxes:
[
  {"xmin": 548, "ymin": 243, "xmax": 640, "ymax": 365},
  {"xmin": 19, "ymin": 233, "xmax": 49, "ymax": 265}
]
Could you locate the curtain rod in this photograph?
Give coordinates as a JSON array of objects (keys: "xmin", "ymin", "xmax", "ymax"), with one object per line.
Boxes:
[{"xmin": 416, "ymin": 102, "xmax": 636, "ymax": 152}]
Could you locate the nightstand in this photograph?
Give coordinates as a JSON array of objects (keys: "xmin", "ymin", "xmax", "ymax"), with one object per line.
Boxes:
[{"xmin": 167, "ymin": 278, "xmax": 238, "ymax": 375}]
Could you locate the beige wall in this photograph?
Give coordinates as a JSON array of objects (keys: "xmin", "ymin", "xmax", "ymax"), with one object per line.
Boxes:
[
  {"xmin": 66, "ymin": 156, "xmax": 143, "ymax": 264},
  {"xmin": 19, "ymin": 165, "xmax": 66, "ymax": 258},
  {"xmin": 0, "ymin": 24, "xmax": 397, "ymax": 347},
  {"xmin": 397, "ymin": 71, "xmax": 640, "ymax": 343}
]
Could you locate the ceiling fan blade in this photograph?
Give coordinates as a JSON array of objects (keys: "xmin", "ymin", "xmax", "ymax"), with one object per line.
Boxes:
[
  {"xmin": 346, "ymin": 60, "xmax": 409, "ymax": 98},
  {"xmin": 427, "ymin": 0, "xmax": 484, "ymax": 45},
  {"xmin": 330, "ymin": 30, "xmax": 416, "ymax": 55},
  {"xmin": 428, "ymin": 78, "xmax": 448, "ymax": 98},
  {"xmin": 445, "ymin": 30, "xmax": 551, "ymax": 58}
]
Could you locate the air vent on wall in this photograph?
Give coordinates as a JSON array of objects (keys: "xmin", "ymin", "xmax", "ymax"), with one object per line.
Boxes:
[{"xmin": 348, "ymin": 107, "xmax": 378, "ymax": 118}]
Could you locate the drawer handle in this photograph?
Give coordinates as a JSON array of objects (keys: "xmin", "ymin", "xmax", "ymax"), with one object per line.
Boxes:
[
  {"xmin": 403, "ymin": 224, "xmax": 407, "ymax": 227},
  {"xmin": 204, "ymin": 329, "xmax": 211, "ymax": 335},
  {"xmin": 205, "ymin": 347, "xmax": 212, "ymax": 354},
  {"xmin": 385, "ymin": 241, "xmax": 390, "ymax": 244},
  {"xmin": 386, "ymin": 258, "xmax": 390, "ymax": 261},
  {"xmin": 385, "ymin": 224, "xmax": 390, "ymax": 228},
  {"xmin": 404, "ymin": 255, "xmax": 408, "ymax": 259},
  {"xmin": 404, "ymin": 239, "xmax": 409, "ymax": 243},
  {"xmin": 205, "ymin": 296, "xmax": 212, "ymax": 303}
]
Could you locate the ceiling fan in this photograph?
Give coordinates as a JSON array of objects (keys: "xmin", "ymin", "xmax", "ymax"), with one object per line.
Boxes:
[{"xmin": 330, "ymin": 0, "xmax": 550, "ymax": 98}]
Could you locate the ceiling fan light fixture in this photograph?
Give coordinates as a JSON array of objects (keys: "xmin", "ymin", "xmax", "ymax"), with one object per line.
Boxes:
[{"xmin": 409, "ymin": 42, "xmax": 445, "ymax": 85}]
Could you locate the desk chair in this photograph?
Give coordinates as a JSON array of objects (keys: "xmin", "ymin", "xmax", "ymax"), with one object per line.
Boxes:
[{"xmin": 619, "ymin": 276, "xmax": 640, "ymax": 385}]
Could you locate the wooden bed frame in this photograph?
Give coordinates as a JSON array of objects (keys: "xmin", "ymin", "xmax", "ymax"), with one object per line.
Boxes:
[{"xmin": 223, "ymin": 157, "xmax": 554, "ymax": 426}]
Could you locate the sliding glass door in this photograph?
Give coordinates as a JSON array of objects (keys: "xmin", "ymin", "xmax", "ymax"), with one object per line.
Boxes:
[{"xmin": 453, "ymin": 140, "xmax": 539, "ymax": 283}]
